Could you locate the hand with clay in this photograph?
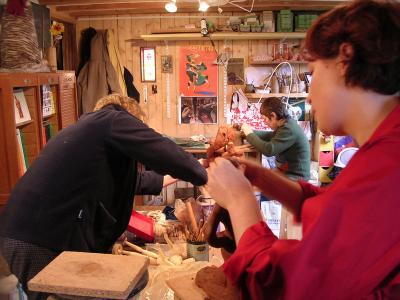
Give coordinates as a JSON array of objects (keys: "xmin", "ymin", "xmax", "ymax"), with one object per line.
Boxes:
[{"xmin": 204, "ymin": 204, "xmax": 236, "ymax": 254}]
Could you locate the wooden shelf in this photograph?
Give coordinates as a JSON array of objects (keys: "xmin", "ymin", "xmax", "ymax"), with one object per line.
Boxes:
[
  {"xmin": 0, "ymin": 71, "xmax": 78, "ymax": 209},
  {"xmin": 15, "ymin": 119, "xmax": 34, "ymax": 127},
  {"xmin": 42, "ymin": 113, "xmax": 56, "ymax": 119},
  {"xmin": 249, "ymin": 60, "xmax": 308, "ymax": 65},
  {"xmin": 245, "ymin": 93, "xmax": 308, "ymax": 99},
  {"xmin": 140, "ymin": 32, "xmax": 306, "ymax": 41}
]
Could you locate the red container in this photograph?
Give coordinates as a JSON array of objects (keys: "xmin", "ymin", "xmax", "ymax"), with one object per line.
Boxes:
[
  {"xmin": 319, "ymin": 150, "xmax": 334, "ymax": 167},
  {"xmin": 127, "ymin": 210, "xmax": 154, "ymax": 242}
]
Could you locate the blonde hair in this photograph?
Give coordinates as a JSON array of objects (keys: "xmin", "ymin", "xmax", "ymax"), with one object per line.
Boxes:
[{"xmin": 93, "ymin": 94, "xmax": 146, "ymax": 121}]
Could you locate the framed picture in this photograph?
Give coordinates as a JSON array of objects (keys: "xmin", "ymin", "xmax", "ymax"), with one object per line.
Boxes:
[
  {"xmin": 161, "ymin": 55, "xmax": 173, "ymax": 73},
  {"xmin": 227, "ymin": 58, "xmax": 244, "ymax": 85},
  {"xmin": 179, "ymin": 96, "xmax": 218, "ymax": 124},
  {"xmin": 140, "ymin": 47, "xmax": 156, "ymax": 82},
  {"xmin": 14, "ymin": 90, "xmax": 32, "ymax": 125}
]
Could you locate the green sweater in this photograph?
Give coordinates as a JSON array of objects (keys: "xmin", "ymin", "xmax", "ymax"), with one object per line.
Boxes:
[{"xmin": 246, "ymin": 118, "xmax": 310, "ymax": 180}]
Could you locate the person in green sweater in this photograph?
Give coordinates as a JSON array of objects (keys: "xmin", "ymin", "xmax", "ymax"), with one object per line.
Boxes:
[
  {"xmin": 241, "ymin": 97, "xmax": 311, "ymax": 239},
  {"xmin": 241, "ymin": 97, "xmax": 310, "ymax": 181}
]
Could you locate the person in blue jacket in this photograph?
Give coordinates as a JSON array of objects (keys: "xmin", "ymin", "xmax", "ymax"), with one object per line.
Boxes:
[{"xmin": 0, "ymin": 94, "xmax": 207, "ymax": 300}]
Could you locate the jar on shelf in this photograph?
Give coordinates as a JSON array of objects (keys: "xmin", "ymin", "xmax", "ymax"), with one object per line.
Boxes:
[{"xmin": 271, "ymin": 76, "xmax": 280, "ymax": 93}]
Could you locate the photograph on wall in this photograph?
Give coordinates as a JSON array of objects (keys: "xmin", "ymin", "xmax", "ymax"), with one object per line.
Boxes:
[
  {"xmin": 179, "ymin": 96, "xmax": 218, "ymax": 124},
  {"xmin": 161, "ymin": 55, "xmax": 173, "ymax": 73},
  {"xmin": 227, "ymin": 58, "xmax": 244, "ymax": 85},
  {"xmin": 179, "ymin": 46, "xmax": 218, "ymax": 97}
]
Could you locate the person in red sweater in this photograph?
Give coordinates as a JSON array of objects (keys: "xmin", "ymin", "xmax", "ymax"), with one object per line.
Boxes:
[{"xmin": 203, "ymin": 0, "xmax": 400, "ymax": 299}]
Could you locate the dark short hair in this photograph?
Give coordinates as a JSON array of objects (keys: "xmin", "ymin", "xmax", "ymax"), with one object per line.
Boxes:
[
  {"xmin": 304, "ymin": 0, "xmax": 400, "ymax": 95},
  {"xmin": 260, "ymin": 97, "xmax": 289, "ymax": 120}
]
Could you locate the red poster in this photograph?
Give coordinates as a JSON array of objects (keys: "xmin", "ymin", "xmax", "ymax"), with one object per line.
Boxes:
[{"xmin": 179, "ymin": 46, "xmax": 218, "ymax": 97}]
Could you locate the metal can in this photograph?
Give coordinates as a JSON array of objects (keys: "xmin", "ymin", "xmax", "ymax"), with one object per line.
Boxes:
[{"xmin": 187, "ymin": 241, "xmax": 209, "ymax": 261}]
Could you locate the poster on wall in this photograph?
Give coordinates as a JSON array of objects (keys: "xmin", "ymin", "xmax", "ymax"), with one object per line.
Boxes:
[
  {"xmin": 179, "ymin": 96, "xmax": 218, "ymax": 124},
  {"xmin": 179, "ymin": 46, "xmax": 218, "ymax": 97}
]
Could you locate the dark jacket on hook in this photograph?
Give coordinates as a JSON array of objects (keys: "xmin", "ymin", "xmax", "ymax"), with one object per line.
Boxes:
[
  {"xmin": 124, "ymin": 67, "xmax": 140, "ymax": 102},
  {"xmin": 76, "ymin": 27, "xmax": 97, "ymax": 77}
]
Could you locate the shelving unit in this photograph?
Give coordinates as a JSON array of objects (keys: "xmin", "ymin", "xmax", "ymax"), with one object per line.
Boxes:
[
  {"xmin": 245, "ymin": 92, "xmax": 308, "ymax": 99},
  {"xmin": 140, "ymin": 31, "xmax": 306, "ymax": 41},
  {"xmin": 0, "ymin": 71, "xmax": 78, "ymax": 209}
]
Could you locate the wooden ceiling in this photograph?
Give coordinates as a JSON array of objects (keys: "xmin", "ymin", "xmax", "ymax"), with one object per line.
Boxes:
[{"xmin": 39, "ymin": 0, "xmax": 347, "ymax": 22}]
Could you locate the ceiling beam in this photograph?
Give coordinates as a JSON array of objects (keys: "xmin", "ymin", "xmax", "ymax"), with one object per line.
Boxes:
[
  {"xmin": 69, "ymin": 8, "xmax": 211, "ymax": 17},
  {"xmin": 48, "ymin": 5, "xmax": 77, "ymax": 23},
  {"xmin": 57, "ymin": 1, "xmax": 343, "ymax": 12},
  {"xmin": 41, "ymin": 0, "xmax": 345, "ymax": 7},
  {"xmin": 68, "ymin": 4, "xmax": 343, "ymax": 17},
  {"xmin": 40, "ymin": 0, "xmax": 165, "ymax": 4},
  {"xmin": 56, "ymin": 3, "xmax": 196, "ymax": 11},
  {"xmin": 42, "ymin": 0, "xmax": 347, "ymax": 19}
]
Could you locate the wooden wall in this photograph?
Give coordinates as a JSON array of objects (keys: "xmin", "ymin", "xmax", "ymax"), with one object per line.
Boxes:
[{"xmin": 76, "ymin": 13, "xmax": 307, "ymax": 138}]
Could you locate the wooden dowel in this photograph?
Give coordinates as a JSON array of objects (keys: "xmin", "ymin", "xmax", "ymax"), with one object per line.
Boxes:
[
  {"xmin": 185, "ymin": 201, "xmax": 199, "ymax": 233},
  {"xmin": 123, "ymin": 238, "xmax": 159, "ymax": 259}
]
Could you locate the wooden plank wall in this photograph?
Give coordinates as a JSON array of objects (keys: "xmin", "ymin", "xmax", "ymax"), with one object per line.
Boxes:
[{"xmin": 76, "ymin": 13, "xmax": 308, "ymax": 138}]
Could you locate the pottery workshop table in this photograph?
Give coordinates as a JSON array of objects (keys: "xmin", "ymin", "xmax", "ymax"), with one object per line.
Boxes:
[{"xmin": 137, "ymin": 246, "xmax": 224, "ymax": 300}]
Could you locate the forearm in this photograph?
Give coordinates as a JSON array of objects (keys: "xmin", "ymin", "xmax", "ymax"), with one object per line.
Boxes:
[
  {"xmin": 226, "ymin": 192, "xmax": 263, "ymax": 245},
  {"xmin": 253, "ymin": 130, "xmax": 273, "ymax": 141},
  {"xmin": 135, "ymin": 171, "xmax": 164, "ymax": 195},
  {"xmin": 246, "ymin": 133, "xmax": 275, "ymax": 156},
  {"xmin": 163, "ymin": 175, "xmax": 178, "ymax": 187},
  {"xmin": 251, "ymin": 167, "xmax": 304, "ymax": 215}
]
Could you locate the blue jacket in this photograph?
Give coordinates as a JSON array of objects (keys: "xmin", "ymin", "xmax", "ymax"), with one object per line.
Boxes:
[{"xmin": 0, "ymin": 104, "xmax": 207, "ymax": 253}]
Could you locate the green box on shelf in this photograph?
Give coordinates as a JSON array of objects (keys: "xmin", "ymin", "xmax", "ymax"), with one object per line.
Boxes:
[
  {"xmin": 277, "ymin": 10, "xmax": 294, "ymax": 32},
  {"xmin": 294, "ymin": 12, "xmax": 319, "ymax": 32}
]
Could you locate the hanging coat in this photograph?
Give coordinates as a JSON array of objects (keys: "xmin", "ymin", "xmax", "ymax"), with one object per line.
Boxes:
[
  {"xmin": 77, "ymin": 30, "xmax": 122, "ymax": 114},
  {"xmin": 106, "ymin": 29, "xmax": 127, "ymax": 96},
  {"xmin": 76, "ymin": 27, "xmax": 97, "ymax": 77}
]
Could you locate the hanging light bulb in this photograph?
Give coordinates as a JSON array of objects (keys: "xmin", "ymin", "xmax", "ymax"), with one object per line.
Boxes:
[
  {"xmin": 165, "ymin": 0, "xmax": 177, "ymax": 13},
  {"xmin": 198, "ymin": 0, "xmax": 209, "ymax": 12}
]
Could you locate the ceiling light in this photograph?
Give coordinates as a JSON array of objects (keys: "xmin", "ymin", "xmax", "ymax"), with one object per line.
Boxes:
[
  {"xmin": 198, "ymin": 1, "xmax": 209, "ymax": 12},
  {"xmin": 165, "ymin": 0, "xmax": 177, "ymax": 13}
]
